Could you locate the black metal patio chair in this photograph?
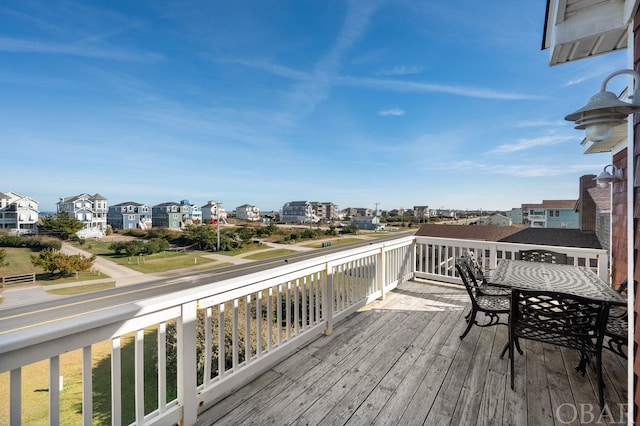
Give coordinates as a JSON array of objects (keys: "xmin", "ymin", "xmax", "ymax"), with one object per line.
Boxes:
[
  {"xmin": 506, "ymin": 289, "xmax": 610, "ymax": 410},
  {"xmin": 518, "ymin": 249, "xmax": 568, "ymax": 264},
  {"xmin": 462, "ymin": 251, "xmax": 511, "ymax": 296},
  {"xmin": 604, "ymin": 279, "xmax": 628, "ymax": 359},
  {"xmin": 455, "ymin": 258, "xmax": 510, "ymax": 340}
]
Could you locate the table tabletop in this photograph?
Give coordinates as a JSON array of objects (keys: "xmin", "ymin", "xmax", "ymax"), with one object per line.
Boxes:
[{"xmin": 490, "ymin": 260, "xmax": 625, "ymax": 304}]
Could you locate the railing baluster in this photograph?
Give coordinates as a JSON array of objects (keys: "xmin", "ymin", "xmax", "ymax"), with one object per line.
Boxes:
[
  {"xmin": 135, "ymin": 329, "xmax": 144, "ymax": 424},
  {"xmin": 49, "ymin": 355, "xmax": 60, "ymax": 426},
  {"xmin": 294, "ymin": 279, "xmax": 299, "ymax": 335},
  {"xmin": 10, "ymin": 368, "xmax": 21, "ymax": 425},
  {"xmin": 204, "ymin": 307, "xmax": 212, "ymax": 385},
  {"xmin": 267, "ymin": 287, "xmax": 273, "ymax": 352},
  {"xmin": 277, "ymin": 284, "xmax": 283, "ymax": 346},
  {"xmin": 111, "ymin": 337, "xmax": 122, "ymax": 426},
  {"xmin": 302, "ymin": 276, "xmax": 307, "ymax": 330},
  {"xmin": 82, "ymin": 345, "xmax": 92, "ymax": 423},
  {"xmin": 157, "ymin": 322, "xmax": 167, "ymax": 413},
  {"xmin": 218, "ymin": 303, "xmax": 226, "ymax": 378},
  {"xmin": 286, "ymin": 281, "xmax": 291, "ymax": 340},
  {"xmin": 232, "ymin": 298, "xmax": 239, "ymax": 369},
  {"xmin": 245, "ymin": 295, "xmax": 251, "ymax": 364},
  {"xmin": 256, "ymin": 290, "xmax": 262, "ymax": 357}
]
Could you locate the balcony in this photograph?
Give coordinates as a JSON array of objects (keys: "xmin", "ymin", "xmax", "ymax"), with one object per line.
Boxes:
[{"xmin": 0, "ymin": 235, "xmax": 625, "ymax": 425}]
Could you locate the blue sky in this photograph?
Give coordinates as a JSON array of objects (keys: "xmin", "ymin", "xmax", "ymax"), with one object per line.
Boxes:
[{"xmin": 0, "ymin": 1, "xmax": 627, "ymax": 213}]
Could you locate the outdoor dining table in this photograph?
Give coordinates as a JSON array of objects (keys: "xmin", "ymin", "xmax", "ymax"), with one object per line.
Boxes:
[{"xmin": 489, "ymin": 259, "xmax": 625, "ymax": 304}]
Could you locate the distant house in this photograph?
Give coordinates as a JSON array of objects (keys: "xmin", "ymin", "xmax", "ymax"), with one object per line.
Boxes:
[
  {"xmin": 236, "ymin": 204, "xmax": 261, "ymax": 222},
  {"xmin": 521, "ymin": 200, "xmax": 579, "ymax": 229},
  {"xmin": 311, "ymin": 202, "xmax": 338, "ymax": 222},
  {"xmin": 108, "ymin": 202, "xmax": 152, "ymax": 230},
  {"xmin": 350, "ymin": 215, "xmax": 385, "ymax": 231},
  {"xmin": 475, "ymin": 214, "xmax": 512, "ymax": 227},
  {"xmin": 343, "ymin": 207, "xmax": 373, "ymax": 218},
  {"xmin": 201, "ymin": 200, "xmax": 228, "ymax": 224},
  {"xmin": 181, "ymin": 199, "xmax": 202, "ymax": 224},
  {"xmin": 0, "ymin": 191, "xmax": 39, "ymax": 234},
  {"xmin": 57, "ymin": 193, "xmax": 108, "ymax": 237},
  {"xmin": 282, "ymin": 201, "xmax": 319, "ymax": 223},
  {"xmin": 508, "ymin": 208, "xmax": 523, "ymax": 224},
  {"xmin": 152, "ymin": 202, "xmax": 190, "ymax": 230}
]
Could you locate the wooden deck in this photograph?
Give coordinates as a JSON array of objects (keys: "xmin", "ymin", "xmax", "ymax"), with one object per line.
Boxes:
[{"xmin": 197, "ymin": 280, "xmax": 629, "ymax": 425}]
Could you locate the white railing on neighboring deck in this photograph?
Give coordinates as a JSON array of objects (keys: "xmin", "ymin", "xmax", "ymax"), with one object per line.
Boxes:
[
  {"xmin": 0, "ymin": 235, "xmax": 415, "ymax": 426},
  {"xmin": 414, "ymin": 235, "xmax": 609, "ymax": 284}
]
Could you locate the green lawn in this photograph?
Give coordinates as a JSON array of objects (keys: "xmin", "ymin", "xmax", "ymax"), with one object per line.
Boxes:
[
  {"xmin": 242, "ymin": 249, "xmax": 298, "ymax": 260},
  {"xmin": 0, "ymin": 247, "xmax": 111, "ymax": 287},
  {"xmin": 303, "ymin": 237, "xmax": 362, "ymax": 248},
  {"xmin": 71, "ymin": 240, "xmax": 218, "ymax": 273},
  {"xmin": 47, "ymin": 282, "xmax": 116, "ymax": 295}
]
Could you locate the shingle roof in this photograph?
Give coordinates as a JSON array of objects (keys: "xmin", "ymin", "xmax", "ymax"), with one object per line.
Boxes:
[
  {"xmin": 523, "ymin": 200, "xmax": 577, "ymax": 209},
  {"xmin": 415, "ymin": 224, "xmax": 601, "ymax": 249},
  {"xmin": 415, "ymin": 224, "xmax": 522, "ymax": 241}
]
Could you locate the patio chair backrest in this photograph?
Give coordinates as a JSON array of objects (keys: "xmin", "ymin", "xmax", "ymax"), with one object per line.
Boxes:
[
  {"xmin": 510, "ymin": 289, "xmax": 608, "ymax": 351},
  {"xmin": 455, "ymin": 258, "xmax": 481, "ymax": 293},
  {"xmin": 462, "ymin": 250, "xmax": 487, "ymax": 284},
  {"xmin": 518, "ymin": 249, "xmax": 567, "ymax": 264}
]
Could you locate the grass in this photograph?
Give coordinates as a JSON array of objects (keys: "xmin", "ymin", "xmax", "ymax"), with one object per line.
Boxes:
[
  {"xmin": 47, "ymin": 282, "xmax": 116, "ymax": 295},
  {"xmin": 71, "ymin": 240, "xmax": 218, "ymax": 273},
  {"xmin": 1, "ymin": 247, "xmax": 42, "ymax": 276},
  {"xmin": 302, "ymin": 237, "xmax": 362, "ymax": 248},
  {"xmin": 0, "ymin": 247, "xmax": 111, "ymax": 287},
  {"xmin": 242, "ymin": 249, "xmax": 298, "ymax": 260}
]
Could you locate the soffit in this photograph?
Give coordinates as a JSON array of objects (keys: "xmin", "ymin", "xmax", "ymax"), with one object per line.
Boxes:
[{"xmin": 543, "ymin": 0, "xmax": 635, "ymax": 66}]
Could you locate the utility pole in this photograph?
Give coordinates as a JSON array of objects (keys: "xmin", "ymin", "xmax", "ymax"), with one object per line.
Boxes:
[{"xmin": 216, "ymin": 201, "xmax": 221, "ymax": 252}]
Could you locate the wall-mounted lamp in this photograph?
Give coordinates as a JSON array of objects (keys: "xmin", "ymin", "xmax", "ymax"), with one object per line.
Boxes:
[
  {"xmin": 594, "ymin": 164, "xmax": 623, "ymax": 188},
  {"xmin": 565, "ymin": 69, "xmax": 640, "ymax": 142}
]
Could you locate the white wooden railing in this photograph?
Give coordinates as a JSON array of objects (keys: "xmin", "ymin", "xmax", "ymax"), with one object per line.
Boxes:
[
  {"xmin": 0, "ymin": 234, "xmax": 608, "ymax": 425},
  {"xmin": 414, "ymin": 235, "xmax": 609, "ymax": 284}
]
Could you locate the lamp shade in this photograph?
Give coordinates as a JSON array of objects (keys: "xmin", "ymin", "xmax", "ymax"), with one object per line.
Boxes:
[{"xmin": 564, "ymin": 91, "xmax": 634, "ymax": 127}]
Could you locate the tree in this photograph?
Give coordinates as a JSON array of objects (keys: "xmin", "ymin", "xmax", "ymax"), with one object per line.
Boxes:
[
  {"xmin": 146, "ymin": 238, "xmax": 169, "ymax": 254},
  {"xmin": 30, "ymin": 248, "xmax": 96, "ymax": 277},
  {"xmin": 39, "ymin": 211, "xmax": 85, "ymax": 240},
  {"xmin": 183, "ymin": 224, "xmax": 217, "ymax": 250},
  {"xmin": 236, "ymin": 226, "xmax": 256, "ymax": 245},
  {"xmin": 123, "ymin": 240, "xmax": 146, "ymax": 257}
]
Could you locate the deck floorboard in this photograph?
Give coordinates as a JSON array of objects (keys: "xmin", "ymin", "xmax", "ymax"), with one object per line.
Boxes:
[{"xmin": 197, "ymin": 280, "xmax": 629, "ymax": 426}]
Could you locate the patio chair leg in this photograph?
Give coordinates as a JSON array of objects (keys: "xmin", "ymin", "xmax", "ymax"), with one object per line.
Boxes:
[
  {"xmin": 575, "ymin": 352, "xmax": 588, "ymax": 375},
  {"xmin": 459, "ymin": 308, "xmax": 477, "ymax": 340},
  {"xmin": 500, "ymin": 338, "xmax": 523, "ymax": 358},
  {"xmin": 597, "ymin": 353, "xmax": 605, "ymax": 411},
  {"xmin": 510, "ymin": 338, "xmax": 515, "ymax": 390}
]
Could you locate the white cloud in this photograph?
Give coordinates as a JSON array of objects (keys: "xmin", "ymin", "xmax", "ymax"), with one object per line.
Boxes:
[
  {"xmin": 379, "ymin": 108, "xmax": 404, "ymax": 116},
  {"xmin": 376, "ymin": 65, "xmax": 424, "ymax": 76},
  {"xmin": 516, "ymin": 119, "xmax": 567, "ymax": 127},
  {"xmin": 0, "ymin": 36, "xmax": 163, "ymax": 62},
  {"xmin": 338, "ymin": 75, "xmax": 545, "ymax": 100},
  {"xmin": 487, "ymin": 134, "xmax": 575, "ymax": 154}
]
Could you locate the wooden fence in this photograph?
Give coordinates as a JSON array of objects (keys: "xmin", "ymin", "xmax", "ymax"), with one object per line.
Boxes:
[{"xmin": 1, "ymin": 273, "xmax": 36, "ymax": 287}]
